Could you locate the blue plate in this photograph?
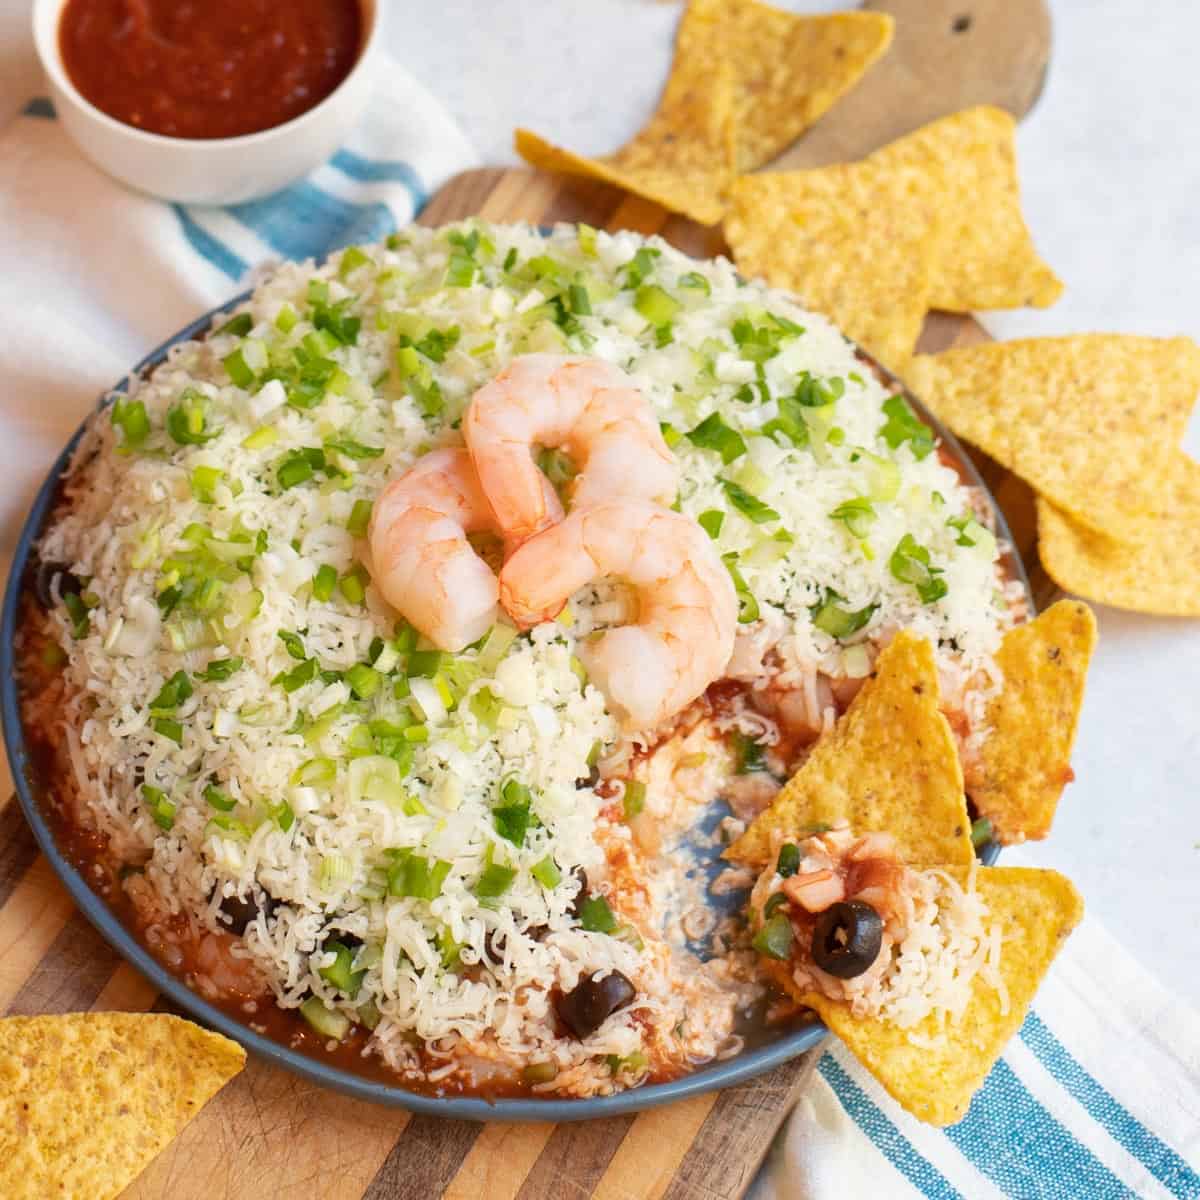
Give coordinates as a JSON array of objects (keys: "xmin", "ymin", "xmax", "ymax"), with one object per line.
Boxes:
[{"xmin": 0, "ymin": 291, "xmax": 1018, "ymax": 1121}]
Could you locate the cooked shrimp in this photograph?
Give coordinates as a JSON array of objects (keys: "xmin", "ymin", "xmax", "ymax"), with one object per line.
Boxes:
[
  {"xmin": 499, "ymin": 499, "xmax": 737, "ymax": 730},
  {"xmin": 368, "ymin": 448, "xmax": 563, "ymax": 651},
  {"xmin": 464, "ymin": 354, "xmax": 678, "ymax": 544}
]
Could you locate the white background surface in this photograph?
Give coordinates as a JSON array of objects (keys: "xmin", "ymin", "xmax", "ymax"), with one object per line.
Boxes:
[{"xmin": 1, "ymin": 0, "xmax": 1198, "ymax": 1007}]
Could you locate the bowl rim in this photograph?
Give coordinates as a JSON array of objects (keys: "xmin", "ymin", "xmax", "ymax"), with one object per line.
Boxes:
[
  {"xmin": 0, "ymin": 283, "xmax": 1013, "ymax": 1122},
  {"xmin": 31, "ymin": 0, "xmax": 381, "ymax": 152}
]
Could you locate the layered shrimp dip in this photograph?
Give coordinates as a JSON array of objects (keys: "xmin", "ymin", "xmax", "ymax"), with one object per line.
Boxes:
[{"xmin": 20, "ymin": 222, "xmax": 1022, "ymax": 1097}]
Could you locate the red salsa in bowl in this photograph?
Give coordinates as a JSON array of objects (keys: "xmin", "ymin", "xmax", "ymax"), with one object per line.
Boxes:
[{"xmin": 58, "ymin": 0, "xmax": 364, "ymax": 140}]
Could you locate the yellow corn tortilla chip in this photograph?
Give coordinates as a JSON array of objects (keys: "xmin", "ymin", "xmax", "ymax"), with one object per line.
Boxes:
[
  {"xmin": 515, "ymin": 39, "xmax": 736, "ymax": 225},
  {"xmin": 0, "ymin": 1012, "xmax": 244, "ymax": 1200},
  {"xmin": 714, "ymin": 0, "xmax": 894, "ymax": 172},
  {"xmin": 806, "ymin": 866, "xmax": 1083, "ymax": 1125},
  {"xmin": 868, "ymin": 107, "xmax": 1062, "ymax": 312},
  {"xmin": 725, "ymin": 161, "xmax": 943, "ymax": 371},
  {"xmin": 515, "ymin": 0, "xmax": 892, "ymax": 223},
  {"xmin": 1038, "ymin": 453, "xmax": 1200, "ymax": 616},
  {"xmin": 727, "ymin": 631, "xmax": 972, "ymax": 869},
  {"xmin": 970, "ymin": 601, "xmax": 1097, "ymax": 843},
  {"xmin": 907, "ymin": 335, "xmax": 1200, "ymax": 538}
]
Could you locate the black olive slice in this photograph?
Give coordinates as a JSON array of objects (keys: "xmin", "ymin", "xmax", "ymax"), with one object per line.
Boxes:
[
  {"xmin": 556, "ymin": 970, "xmax": 636, "ymax": 1039},
  {"xmin": 811, "ymin": 900, "xmax": 884, "ymax": 979},
  {"xmin": 217, "ymin": 888, "xmax": 278, "ymax": 936},
  {"xmin": 566, "ymin": 865, "xmax": 589, "ymax": 921},
  {"xmin": 34, "ymin": 560, "xmax": 82, "ymax": 609}
]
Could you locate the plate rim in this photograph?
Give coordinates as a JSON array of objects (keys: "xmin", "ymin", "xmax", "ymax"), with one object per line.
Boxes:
[{"xmin": 0, "ymin": 285, "xmax": 1014, "ymax": 1122}]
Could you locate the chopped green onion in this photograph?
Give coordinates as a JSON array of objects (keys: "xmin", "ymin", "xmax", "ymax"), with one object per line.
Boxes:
[
  {"xmin": 62, "ymin": 591, "xmax": 90, "ymax": 638},
  {"xmin": 338, "ymin": 245, "xmax": 371, "ymax": 279},
  {"xmin": 622, "ymin": 780, "xmax": 646, "ymax": 821},
  {"xmin": 677, "ymin": 271, "xmax": 711, "ymax": 296},
  {"xmin": 687, "ymin": 413, "xmax": 746, "ymax": 464},
  {"xmin": 474, "ymin": 863, "xmax": 517, "ymax": 899},
  {"xmin": 620, "ymin": 246, "xmax": 660, "ymax": 289},
  {"xmin": 300, "ymin": 996, "xmax": 350, "ymax": 1041},
  {"xmin": 312, "ymin": 564, "xmax": 337, "ymax": 602},
  {"xmin": 274, "ymin": 658, "xmax": 319, "ymax": 693},
  {"xmin": 206, "ymin": 813, "xmax": 251, "ymax": 841},
  {"xmin": 346, "ymin": 498, "xmax": 373, "ymax": 537},
  {"xmin": 216, "ymin": 312, "xmax": 253, "ymax": 337},
  {"xmin": 277, "ymin": 629, "xmax": 307, "ymax": 660},
  {"xmin": 276, "ymin": 446, "xmax": 325, "ymax": 490},
  {"xmin": 523, "ymin": 1061, "xmax": 558, "ymax": 1085},
  {"xmin": 339, "ymin": 564, "xmax": 369, "ymax": 606},
  {"xmin": 971, "ymin": 817, "xmax": 993, "ymax": 849},
  {"xmin": 634, "ymin": 284, "xmax": 680, "ymax": 326},
  {"xmin": 531, "ymin": 856, "xmax": 562, "ymax": 889},
  {"xmin": 659, "ymin": 422, "xmax": 683, "ymax": 448},
  {"xmin": 346, "ymin": 663, "xmax": 382, "ymax": 699},
  {"xmin": 578, "ymin": 894, "xmax": 617, "ymax": 934},
  {"xmin": 407, "ymin": 649, "xmax": 445, "ymax": 678},
  {"xmin": 204, "ymin": 783, "xmax": 236, "ymax": 812},
  {"xmin": 149, "ymin": 669, "xmax": 192, "ymax": 711},
  {"xmin": 811, "ymin": 594, "xmax": 877, "ymax": 639},
  {"xmin": 110, "ymin": 397, "xmax": 150, "ymax": 449},
  {"xmin": 722, "ymin": 553, "xmax": 759, "ymax": 624},
  {"xmin": 152, "ymin": 717, "xmax": 183, "ymax": 744},
  {"xmin": 241, "ymin": 426, "xmax": 279, "ymax": 451},
  {"xmin": 142, "ymin": 784, "xmax": 176, "ymax": 830},
  {"xmin": 776, "ymin": 843, "xmax": 800, "ymax": 877},
  {"xmin": 720, "ymin": 478, "xmax": 780, "ymax": 524},
  {"xmin": 166, "ymin": 388, "xmax": 219, "ymax": 445},
  {"xmin": 829, "ymin": 497, "xmax": 876, "ymax": 539},
  {"xmin": 889, "ymin": 534, "xmax": 948, "ymax": 604},
  {"xmin": 223, "ymin": 346, "xmax": 257, "ymax": 389},
  {"xmin": 290, "ymin": 757, "xmax": 336, "ymax": 788},
  {"xmin": 275, "ymin": 303, "xmax": 298, "ymax": 333},
  {"xmin": 879, "ymin": 394, "xmax": 935, "ymax": 460},
  {"xmin": 325, "ymin": 436, "xmax": 384, "ymax": 460},
  {"xmin": 732, "ymin": 731, "xmax": 765, "ymax": 775},
  {"xmin": 763, "ymin": 891, "xmax": 789, "ymax": 919},
  {"xmin": 752, "ymin": 912, "xmax": 793, "ymax": 960},
  {"xmin": 318, "ymin": 940, "xmax": 365, "ymax": 996},
  {"xmin": 388, "ymin": 854, "xmax": 453, "ymax": 901}
]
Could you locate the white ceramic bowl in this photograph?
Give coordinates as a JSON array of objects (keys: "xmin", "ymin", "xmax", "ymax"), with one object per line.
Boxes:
[{"xmin": 31, "ymin": 0, "xmax": 380, "ymax": 205}]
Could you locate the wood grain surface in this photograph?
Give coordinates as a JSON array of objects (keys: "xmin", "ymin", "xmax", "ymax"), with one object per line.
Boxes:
[{"xmin": 2, "ymin": 163, "xmax": 1057, "ymax": 1200}]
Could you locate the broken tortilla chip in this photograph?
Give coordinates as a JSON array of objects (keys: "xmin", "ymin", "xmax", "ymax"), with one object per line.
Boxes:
[
  {"xmin": 970, "ymin": 601, "xmax": 1097, "ymax": 843},
  {"xmin": 515, "ymin": 18, "xmax": 737, "ymax": 226},
  {"xmin": 907, "ymin": 335, "xmax": 1200, "ymax": 539},
  {"xmin": 1037, "ymin": 453, "xmax": 1200, "ymax": 616},
  {"xmin": 516, "ymin": 0, "xmax": 892, "ymax": 223},
  {"xmin": 808, "ymin": 866, "xmax": 1083, "ymax": 1125},
  {"xmin": 0, "ymin": 1012, "xmax": 244, "ymax": 1200},
  {"xmin": 727, "ymin": 631, "xmax": 972, "ymax": 869},
  {"xmin": 867, "ymin": 107, "xmax": 1062, "ymax": 312},
  {"xmin": 714, "ymin": 0, "xmax": 894, "ymax": 172},
  {"xmin": 725, "ymin": 160, "xmax": 943, "ymax": 371}
]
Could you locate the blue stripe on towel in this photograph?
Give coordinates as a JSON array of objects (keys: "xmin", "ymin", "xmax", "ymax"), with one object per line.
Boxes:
[
  {"xmin": 330, "ymin": 148, "xmax": 427, "ymax": 209},
  {"xmin": 945, "ymin": 1057, "xmax": 1139, "ymax": 1199},
  {"xmin": 1021, "ymin": 1012, "xmax": 1200, "ymax": 1199},
  {"xmin": 23, "ymin": 98, "xmax": 56, "ymax": 119},
  {"xmin": 171, "ymin": 206, "xmax": 249, "ymax": 282},
  {"xmin": 818, "ymin": 1055, "xmax": 965, "ymax": 1200},
  {"xmin": 227, "ymin": 181, "xmax": 395, "ymax": 262}
]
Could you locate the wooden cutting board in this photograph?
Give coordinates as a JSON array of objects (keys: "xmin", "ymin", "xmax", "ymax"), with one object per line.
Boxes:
[{"xmin": 0, "ymin": 164, "xmax": 1058, "ymax": 1200}]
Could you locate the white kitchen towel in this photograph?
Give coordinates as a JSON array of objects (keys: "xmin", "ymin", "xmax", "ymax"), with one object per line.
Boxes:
[
  {"xmin": 752, "ymin": 897, "xmax": 1200, "ymax": 1200},
  {"xmin": 0, "ymin": 55, "xmax": 476, "ymax": 566}
]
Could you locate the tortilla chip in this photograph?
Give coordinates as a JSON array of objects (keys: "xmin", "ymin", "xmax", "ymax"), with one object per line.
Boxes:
[
  {"xmin": 727, "ymin": 631, "xmax": 972, "ymax": 869},
  {"xmin": 515, "ymin": 25, "xmax": 736, "ymax": 226},
  {"xmin": 808, "ymin": 866, "xmax": 1083, "ymax": 1125},
  {"xmin": 867, "ymin": 107, "xmax": 1062, "ymax": 312},
  {"xmin": 715, "ymin": 0, "xmax": 894, "ymax": 171},
  {"xmin": 0, "ymin": 1013, "xmax": 244, "ymax": 1200},
  {"xmin": 725, "ymin": 161, "xmax": 943, "ymax": 371},
  {"xmin": 1038, "ymin": 453, "xmax": 1200, "ymax": 616},
  {"xmin": 515, "ymin": 0, "xmax": 892, "ymax": 223},
  {"xmin": 907, "ymin": 335, "xmax": 1200, "ymax": 538},
  {"xmin": 971, "ymin": 601, "xmax": 1097, "ymax": 843}
]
